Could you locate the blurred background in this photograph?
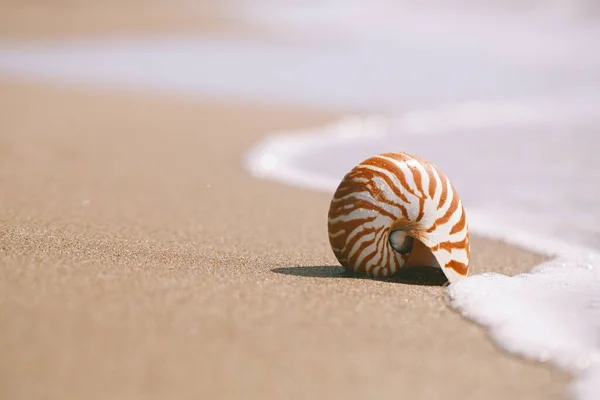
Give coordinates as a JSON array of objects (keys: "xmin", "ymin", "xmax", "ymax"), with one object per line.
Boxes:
[
  {"xmin": 1, "ymin": 0, "xmax": 599, "ymax": 249},
  {"xmin": 1, "ymin": 3, "xmax": 599, "ymax": 249}
]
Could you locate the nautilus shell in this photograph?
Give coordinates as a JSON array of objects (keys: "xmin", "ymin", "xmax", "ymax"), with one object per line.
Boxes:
[{"xmin": 327, "ymin": 152, "xmax": 470, "ymax": 283}]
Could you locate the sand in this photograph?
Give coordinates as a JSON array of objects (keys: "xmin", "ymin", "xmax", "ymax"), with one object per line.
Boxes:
[
  {"xmin": 0, "ymin": 3, "xmax": 571, "ymax": 400},
  {"xmin": 0, "ymin": 2, "xmax": 248, "ymax": 39}
]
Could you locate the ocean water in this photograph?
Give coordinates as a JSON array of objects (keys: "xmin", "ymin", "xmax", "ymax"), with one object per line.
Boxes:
[{"xmin": 0, "ymin": 1, "xmax": 599, "ymax": 398}]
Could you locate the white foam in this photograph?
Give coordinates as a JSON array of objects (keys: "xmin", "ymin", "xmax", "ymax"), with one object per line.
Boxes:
[{"xmin": 448, "ymin": 264, "xmax": 600, "ymax": 400}]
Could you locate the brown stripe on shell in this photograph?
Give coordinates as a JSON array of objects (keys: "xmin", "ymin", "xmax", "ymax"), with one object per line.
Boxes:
[
  {"xmin": 427, "ymin": 167, "xmax": 438, "ymax": 198},
  {"xmin": 405, "ymin": 160, "xmax": 427, "ymax": 198},
  {"xmin": 402, "ymin": 155, "xmax": 430, "ymax": 222},
  {"xmin": 329, "ymin": 198, "xmax": 396, "ymax": 221},
  {"xmin": 449, "ymin": 208, "xmax": 467, "ymax": 235},
  {"xmin": 345, "ymin": 225, "xmax": 380, "ymax": 263},
  {"xmin": 445, "ymin": 260, "xmax": 469, "ymax": 275},
  {"xmin": 358, "ymin": 158, "xmax": 411, "ymax": 203},
  {"xmin": 437, "ymin": 176, "xmax": 449, "ymax": 210},
  {"xmin": 348, "ymin": 167, "xmax": 410, "ymax": 218},
  {"xmin": 371, "ymin": 227, "xmax": 390, "ymax": 271},
  {"xmin": 328, "ymin": 215, "xmax": 377, "ymax": 258},
  {"xmin": 432, "ymin": 188, "xmax": 459, "ymax": 227},
  {"xmin": 464, "ymin": 223, "xmax": 471, "ymax": 261},
  {"xmin": 431, "ymin": 236, "xmax": 469, "ymax": 252},
  {"xmin": 347, "ymin": 235, "xmax": 379, "ymax": 273},
  {"xmin": 371, "ymin": 155, "xmax": 419, "ymax": 199}
]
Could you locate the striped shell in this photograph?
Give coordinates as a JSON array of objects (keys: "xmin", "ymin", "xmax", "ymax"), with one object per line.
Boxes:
[{"xmin": 327, "ymin": 152, "xmax": 470, "ymax": 283}]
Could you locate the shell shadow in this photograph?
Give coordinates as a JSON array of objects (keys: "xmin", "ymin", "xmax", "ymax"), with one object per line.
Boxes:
[{"xmin": 271, "ymin": 265, "xmax": 448, "ymax": 287}]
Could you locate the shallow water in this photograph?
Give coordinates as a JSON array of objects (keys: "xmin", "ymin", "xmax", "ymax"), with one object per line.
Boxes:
[{"xmin": 1, "ymin": 1, "xmax": 599, "ymax": 398}]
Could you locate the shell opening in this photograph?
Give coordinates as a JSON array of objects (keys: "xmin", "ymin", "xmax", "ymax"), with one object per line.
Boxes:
[
  {"xmin": 389, "ymin": 230, "xmax": 414, "ymax": 254},
  {"xmin": 390, "ymin": 230, "xmax": 442, "ymax": 271},
  {"xmin": 403, "ymin": 238, "xmax": 442, "ymax": 271}
]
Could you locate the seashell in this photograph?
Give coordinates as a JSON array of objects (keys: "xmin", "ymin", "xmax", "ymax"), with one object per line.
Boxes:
[{"xmin": 327, "ymin": 152, "xmax": 470, "ymax": 283}]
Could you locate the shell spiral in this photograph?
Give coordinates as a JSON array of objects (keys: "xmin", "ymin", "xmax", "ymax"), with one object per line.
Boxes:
[{"xmin": 327, "ymin": 152, "xmax": 470, "ymax": 282}]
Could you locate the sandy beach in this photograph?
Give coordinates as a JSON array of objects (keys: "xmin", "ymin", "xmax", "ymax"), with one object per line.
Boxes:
[{"xmin": 0, "ymin": 3, "xmax": 571, "ymax": 399}]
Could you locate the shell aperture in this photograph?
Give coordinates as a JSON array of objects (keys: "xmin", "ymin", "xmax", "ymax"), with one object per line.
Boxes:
[
  {"xmin": 327, "ymin": 152, "xmax": 470, "ymax": 282},
  {"xmin": 389, "ymin": 231, "xmax": 414, "ymax": 254}
]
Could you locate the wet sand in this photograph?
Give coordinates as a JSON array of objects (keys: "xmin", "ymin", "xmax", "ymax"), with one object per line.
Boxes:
[{"xmin": 0, "ymin": 3, "xmax": 571, "ymax": 400}]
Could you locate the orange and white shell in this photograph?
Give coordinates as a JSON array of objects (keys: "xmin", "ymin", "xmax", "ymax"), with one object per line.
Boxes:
[{"xmin": 327, "ymin": 152, "xmax": 470, "ymax": 283}]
